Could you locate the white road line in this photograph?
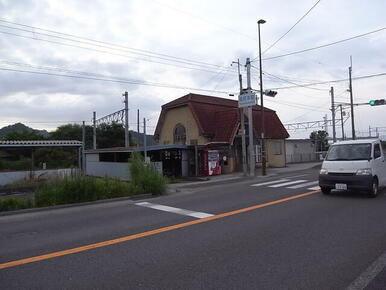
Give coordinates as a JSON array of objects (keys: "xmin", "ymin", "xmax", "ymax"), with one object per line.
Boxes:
[
  {"xmin": 251, "ymin": 179, "xmax": 289, "ymax": 187},
  {"xmin": 135, "ymin": 202, "xmax": 214, "ymax": 219},
  {"xmin": 285, "ymin": 174, "xmax": 310, "ymax": 179},
  {"xmin": 269, "ymin": 180, "xmax": 308, "ymax": 188},
  {"xmin": 287, "ymin": 181, "xmax": 319, "ymax": 189},
  {"xmin": 346, "ymin": 250, "xmax": 386, "ymax": 290},
  {"xmin": 307, "ymin": 186, "xmax": 320, "ymax": 190}
]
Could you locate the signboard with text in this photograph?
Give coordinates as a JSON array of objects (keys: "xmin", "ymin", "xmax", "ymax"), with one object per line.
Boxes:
[{"xmin": 238, "ymin": 91, "xmax": 257, "ymax": 108}]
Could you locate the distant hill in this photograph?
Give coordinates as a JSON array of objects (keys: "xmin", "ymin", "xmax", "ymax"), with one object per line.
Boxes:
[{"xmin": 0, "ymin": 123, "xmax": 49, "ymax": 140}]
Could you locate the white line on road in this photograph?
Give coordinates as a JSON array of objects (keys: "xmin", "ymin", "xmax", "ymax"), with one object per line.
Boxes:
[
  {"xmin": 346, "ymin": 250, "xmax": 386, "ymax": 290},
  {"xmin": 135, "ymin": 202, "xmax": 214, "ymax": 219},
  {"xmin": 307, "ymin": 186, "xmax": 320, "ymax": 190},
  {"xmin": 287, "ymin": 181, "xmax": 319, "ymax": 189},
  {"xmin": 285, "ymin": 174, "xmax": 310, "ymax": 179},
  {"xmin": 251, "ymin": 179, "xmax": 289, "ymax": 187},
  {"xmin": 269, "ymin": 180, "xmax": 308, "ymax": 188}
]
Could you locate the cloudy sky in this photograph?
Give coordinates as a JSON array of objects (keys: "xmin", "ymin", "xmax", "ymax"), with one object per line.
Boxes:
[{"xmin": 0, "ymin": 0, "xmax": 385, "ymax": 139}]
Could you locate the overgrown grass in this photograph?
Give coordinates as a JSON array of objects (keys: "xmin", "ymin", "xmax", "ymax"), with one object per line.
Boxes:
[
  {"xmin": 0, "ymin": 158, "xmax": 32, "ymax": 171},
  {"xmin": 130, "ymin": 152, "xmax": 168, "ymax": 195},
  {"xmin": 0, "ymin": 198, "xmax": 34, "ymax": 212},
  {"xmin": 0, "ymin": 154, "xmax": 169, "ymax": 212},
  {"xmin": 35, "ymin": 176, "xmax": 134, "ymax": 207}
]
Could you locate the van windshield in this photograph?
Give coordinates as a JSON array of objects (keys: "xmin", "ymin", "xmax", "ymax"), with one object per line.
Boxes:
[{"xmin": 326, "ymin": 143, "xmax": 371, "ymax": 161}]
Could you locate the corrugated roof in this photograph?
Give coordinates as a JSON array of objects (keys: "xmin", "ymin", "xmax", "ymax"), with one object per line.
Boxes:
[{"xmin": 0, "ymin": 140, "xmax": 83, "ymax": 147}]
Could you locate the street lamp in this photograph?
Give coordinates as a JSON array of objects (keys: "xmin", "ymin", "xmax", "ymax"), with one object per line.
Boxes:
[{"xmin": 257, "ymin": 19, "xmax": 266, "ymax": 175}]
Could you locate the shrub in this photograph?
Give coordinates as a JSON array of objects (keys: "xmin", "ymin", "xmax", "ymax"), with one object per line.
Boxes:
[
  {"xmin": 35, "ymin": 176, "xmax": 134, "ymax": 207},
  {"xmin": 129, "ymin": 152, "xmax": 167, "ymax": 195},
  {"xmin": 0, "ymin": 198, "xmax": 34, "ymax": 212},
  {"xmin": 0, "ymin": 159, "xmax": 32, "ymax": 171}
]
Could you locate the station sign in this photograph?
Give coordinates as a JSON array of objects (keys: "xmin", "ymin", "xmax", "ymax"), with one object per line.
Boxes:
[{"xmin": 238, "ymin": 91, "xmax": 257, "ymax": 108}]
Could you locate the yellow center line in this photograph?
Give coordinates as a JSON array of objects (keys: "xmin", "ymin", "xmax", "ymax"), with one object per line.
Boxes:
[{"xmin": 0, "ymin": 190, "xmax": 320, "ymax": 270}]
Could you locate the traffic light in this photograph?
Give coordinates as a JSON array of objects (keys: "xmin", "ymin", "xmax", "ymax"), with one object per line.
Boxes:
[
  {"xmin": 264, "ymin": 90, "xmax": 277, "ymax": 97},
  {"xmin": 369, "ymin": 99, "xmax": 386, "ymax": 106}
]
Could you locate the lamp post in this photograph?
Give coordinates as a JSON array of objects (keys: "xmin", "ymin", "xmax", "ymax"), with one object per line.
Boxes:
[{"xmin": 258, "ymin": 19, "xmax": 266, "ymax": 176}]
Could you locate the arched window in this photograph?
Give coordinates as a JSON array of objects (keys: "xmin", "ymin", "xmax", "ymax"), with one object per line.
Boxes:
[{"xmin": 173, "ymin": 123, "xmax": 186, "ymax": 144}]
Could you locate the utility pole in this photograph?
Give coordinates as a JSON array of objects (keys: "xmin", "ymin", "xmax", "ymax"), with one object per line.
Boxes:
[
  {"xmin": 330, "ymin": 87, "xmax": 336, "ymax": 143},
  {"xmin": 349, "ymin": 56, "xmax": 355, "ymax": 140},
  {"xmin": 93, "ymin": 111, "xmax": 97, "ymax": 149},
  {"xmin": 258, "ymin": 20, "xmax": 266, "ymax": 176},
  {"xmin": 323, "ymin": 114, "xmax": 328, "ymax": 150},
  {"xmin": 143, "ymin": 118, "xmax": 147, "ymax": 160},
  {"xmin": 137, "ymin": 109, "xmax": 140, "ymax": 147},
  {"xmin": 246, "ymin": 57, "xmax": 255, "ymax": 177},
  {"xmin": 232, "ymin": 59, "xmax": 247, "ymax": 176},
  {"xmin": 339, "ymin": 104, "xmax": 345, "ymax": 140},
  {"xmin": 123, "ymin": 91, "xmax": 129, "ymax": 147},
  {"xmin": 82, "ymin": 121, "xmax": 86, "ymax": 175}
]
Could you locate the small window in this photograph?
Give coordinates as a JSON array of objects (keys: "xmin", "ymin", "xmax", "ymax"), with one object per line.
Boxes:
[
  {"xmin": 374, "ymin": 144, "xmax": 381, "ymax": 159},
  {"xmin": 173, "ymin": 123, "xmax": 186, "ymax": 145},
  {"xmin": 273, "ymin": 141, "xmax": 282, "ymax": 155}
]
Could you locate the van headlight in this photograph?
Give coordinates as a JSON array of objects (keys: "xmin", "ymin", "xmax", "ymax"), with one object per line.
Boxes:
[
  {"xmin": 356, "ymin": 168, "xmax": 372, "ymax": 175},
  {"xmin": 320, "ymin": 168, "xmax": 328, "ymax": 175}
]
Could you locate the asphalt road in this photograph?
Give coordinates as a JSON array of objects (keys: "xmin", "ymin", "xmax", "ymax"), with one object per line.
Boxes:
[{"xmin": 1, "ymin": 168, "xmax": 386, "ymax": 289}]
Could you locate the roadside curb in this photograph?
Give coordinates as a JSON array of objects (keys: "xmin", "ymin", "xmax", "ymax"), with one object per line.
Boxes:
[{"xmin": 0, "ymin": 193, "xmax": 157, "ymax": 217}]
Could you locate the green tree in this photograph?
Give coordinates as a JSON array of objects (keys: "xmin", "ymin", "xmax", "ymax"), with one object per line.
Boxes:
[
  {"xmin": 310, "ymin": 130, "xmax": 329, "ymax": 151},
  {"xmin": 50, "ymin": 124, "xmax": 94, "ymax": 149},
  {"xmin": 96, "ymin": 122, "xmax": 125, "ymax": 148},
  {"xmin": 5, "ymin": 130, "xmax": 46, "ymax": 141}
]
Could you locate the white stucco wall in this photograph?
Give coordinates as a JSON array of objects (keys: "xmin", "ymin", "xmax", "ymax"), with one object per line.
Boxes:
[
  {"xmin": 0, "ymin": 168, "xmax": 80, "ymax": 186},
  {"xmin": 85, "ymin": 154, "xmax": 131, "ymax": 180},
  {"xmin": 285, "ymin": 140, "xmax": 317, "ymax": 163}
]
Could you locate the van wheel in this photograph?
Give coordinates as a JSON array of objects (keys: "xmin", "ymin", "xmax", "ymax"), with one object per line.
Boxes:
[
  {"xmin": 321, "ymin": 187, "xmax": 331, "ymax": 195},
  {"xmin": 368, "ymin": 178, "xmax": 379, "ymax": 198}
]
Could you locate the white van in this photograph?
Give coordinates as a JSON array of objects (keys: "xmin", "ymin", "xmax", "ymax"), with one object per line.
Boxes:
[{"xmin": 319, "ymin": 139, "xmax": 386, "ymax": 197}]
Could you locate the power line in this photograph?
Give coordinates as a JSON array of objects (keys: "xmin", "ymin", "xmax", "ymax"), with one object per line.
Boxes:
[
  {"xmin": 262, "ymin": 70, "xmax": 328, "ymax": 91},
  {"xmin": 269, "ymin": 71, "xmax": 386, "ymax": 90},
  {"xmin": 262, "ymin": 0, "xmax": 321, "ymax": 55},
  {"xmin": 0, "ymin": 66, "xmax": 234, "ymax": 95},
  {"xmin": 284, "ymin": 101, "xmax": 330, "ymax": 123},
  {"xmin": 262, "ymin": 26, "xmax": 386, "ymax": 61},
  {"xmin": 0, "ymin": 60, "xmax": 236, "ymax": 93},
  {"xmin": 0, "ymin": 29, "xmax": 236, "ymax": 76},
  {"xmin": 0, "ymin": 19, "xmax": 235, "ymax": 72}
]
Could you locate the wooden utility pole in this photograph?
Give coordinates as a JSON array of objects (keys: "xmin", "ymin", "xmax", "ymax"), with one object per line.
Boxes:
[
  {"xmin": 123, "ymin": 91, "xmax": 129, "ymax": 147},
  {"xmin": 330, "ymin": 87, "xmax": 336, "ymax": 143},
  {"xmin": 349, "ymin": 56, "xmax": 355, "ymax": 140},
  {"xmin": 93, "ymin": 111, "xmax": 96, "ymax": 149},
  {"xmin": 246, "ymin": 58, "xmax": 255, "ymax": 177},
  {"xmin": 232, "ymin": 59, "xmax": 247, "ymax": 176}
]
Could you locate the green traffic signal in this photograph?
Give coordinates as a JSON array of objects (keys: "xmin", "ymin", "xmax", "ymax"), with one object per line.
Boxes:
[{"xmin": 369, "ymin": 99, "xmax": 385, "ymax": 106}]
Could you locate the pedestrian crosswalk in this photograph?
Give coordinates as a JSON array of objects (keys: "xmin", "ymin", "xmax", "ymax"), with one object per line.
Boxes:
[{"xmin": 251, "ymin": 178, "xmax": 320, "ymax": 191}]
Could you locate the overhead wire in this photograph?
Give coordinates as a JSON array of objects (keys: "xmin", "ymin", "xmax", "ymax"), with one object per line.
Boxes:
[
  {"xmin": 0, "ymin": 29, "xmax": 236, "ymax": 76},
  {"xmin": 261, "ymin": 0, "xmax": 322, "ymax": 55},
  {"xmin": 269, "ymin": 71, "xmax": 386, "ymax": 90},
  {"xmin": 0, "ymin": 66, "xmax": 234, "ymax": 95},
  {"xmin": 0, "ymin": 19, "xmax": 235, "ymax": 72},
  {"xmin": 262, "ymin": 26, "xmax": 386, "ymax": 61}
]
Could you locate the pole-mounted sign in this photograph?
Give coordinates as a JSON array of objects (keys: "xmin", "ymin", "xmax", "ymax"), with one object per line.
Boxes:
[{"xmin": 238, "ymin": 90, "xmax": 258, "ymax": 108}]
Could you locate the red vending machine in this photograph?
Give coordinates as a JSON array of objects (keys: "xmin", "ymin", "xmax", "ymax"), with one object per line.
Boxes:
[{"xmin": 207, "ymin": 150, "xmax": 221, "ymax": 176}]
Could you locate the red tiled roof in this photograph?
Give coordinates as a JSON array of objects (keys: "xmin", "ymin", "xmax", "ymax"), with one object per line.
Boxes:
[{"xmin": 154, "ymin": 93, "xmax": 289, "ymax": 144}]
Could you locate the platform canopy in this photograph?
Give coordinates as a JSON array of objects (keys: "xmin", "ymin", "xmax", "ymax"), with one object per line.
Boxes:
[{"xmin": 0, "ymin": 140, "xmax": 83, "ymax": 147}]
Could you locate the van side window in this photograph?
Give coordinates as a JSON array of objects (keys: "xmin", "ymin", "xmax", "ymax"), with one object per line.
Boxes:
[{"xmin": 374, "ymin": 144, "xmax": 381, "ymax": 159}]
